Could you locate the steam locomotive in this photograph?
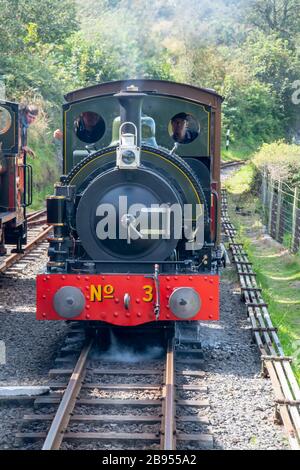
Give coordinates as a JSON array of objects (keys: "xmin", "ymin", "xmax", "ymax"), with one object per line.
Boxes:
[
  {"xmin": 37, "ymin": 80, "xmax": 222, "ymax": 326},
  {"xmin": 0, "ymin": 101, "xmax": 31, "ymax": 257}
]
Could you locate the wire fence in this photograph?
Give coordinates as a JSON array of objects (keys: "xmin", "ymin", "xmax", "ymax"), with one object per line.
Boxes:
[{"xmin": 261, "ymin": 170, "xmax": 300, "ymax": 254}]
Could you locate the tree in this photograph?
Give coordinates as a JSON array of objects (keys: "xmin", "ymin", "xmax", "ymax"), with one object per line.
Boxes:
[
  {"xmin": 0, "ymin": 0, "xmax": 77, "ymax": 50},
  {"xmin": 223, "ymin": 79, "xmax": 284, "ymax": 146},
  {"xmin": 0, "ymin": 0, "xmax": 78, "ymax": 100},
  {"xmin": 243, "ymin": 31, "xmax": 300, "ymax": 134},
  {"xmin": 246, "ymin": 0, "xmax": 300, "ymax": 40}
]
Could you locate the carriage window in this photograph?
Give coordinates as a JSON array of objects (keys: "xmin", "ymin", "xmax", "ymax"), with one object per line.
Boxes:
[
  {"xmin": 168, "ymin": 113, "xmax": 200, "ymax": 144},
  {"xmin": 74, "ymin": 111, "xmax": 105, "ymax": 143},
  {"xmin": 0, "ymin": 106, "xmax": 12, "ymax": 135}
]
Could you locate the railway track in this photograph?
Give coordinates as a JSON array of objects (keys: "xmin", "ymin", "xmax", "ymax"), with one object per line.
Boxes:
[
  {"xmin": 17, "ymin": 325, "xmax": 213, "ymax": 450},
  {"xmin": 4, "ymin": 162, "xmax": 294, "ymax": 450},
  {"xmin": 26, "ymin": 209, "xmax": 47, "ymax": 227},
  {"xmin": 221, "ymin": 188, "xmax": 300, "ymax": 450},
  {"xmin": 0, "ymin": 210, "xmax": 50, "ymax": 276},
  {"xmin": 220, "ymin": 160, "xmax": 244, "ymax": 168}
]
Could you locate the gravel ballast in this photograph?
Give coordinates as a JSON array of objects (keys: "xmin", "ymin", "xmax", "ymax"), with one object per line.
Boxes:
[
  {"xmin": 0, "ymin": 245, "xmax": 290, "ymax": 450},
  {"xmin": 0, "ymin": 251, "xmax": 68, "ymax": 449},
  {"xmin": 197, "ymin": 267, "xmax": 288, "ymax": 450}
]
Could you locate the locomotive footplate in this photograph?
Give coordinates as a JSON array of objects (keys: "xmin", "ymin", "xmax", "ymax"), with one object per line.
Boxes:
[{"xmin": 37, "ymin": 273, "xmax": 219, "ymax": 326}]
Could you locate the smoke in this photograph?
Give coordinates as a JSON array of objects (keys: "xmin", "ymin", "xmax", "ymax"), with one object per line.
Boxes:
[
  {"xmin": 76, "ymin": 0, "xmax": 249, "ymax": 81},
  {"xmin": 94, "ymin": 329, "xmax": 164, "ymax": 363}
]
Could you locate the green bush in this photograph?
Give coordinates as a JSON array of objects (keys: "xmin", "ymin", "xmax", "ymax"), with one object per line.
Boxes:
[
  {"xmin": 253, "ymin": 141, "xmax": 300, "ymax": 185},
  {"xmin": 22, "ymin": 95, "xmax": 60, "ymax": 209}
]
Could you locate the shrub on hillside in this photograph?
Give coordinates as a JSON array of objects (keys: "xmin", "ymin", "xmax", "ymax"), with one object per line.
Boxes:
[
  {"xmin": 19, "ymin": 93, "xmax": 60, "ymax": 208},
  {"xmin": 253, "ymin": 141, "xmax": 300, "ymax": 185}
]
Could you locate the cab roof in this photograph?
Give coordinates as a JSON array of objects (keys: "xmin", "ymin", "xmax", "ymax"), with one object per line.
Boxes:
[{"xmin": 64, "ymin": 79, "xmax": 223, "ymax": 108}]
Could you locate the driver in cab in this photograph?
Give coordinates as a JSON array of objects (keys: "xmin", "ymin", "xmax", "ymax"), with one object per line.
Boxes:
[
  {"xmin": 53, "ymin": 112, "xmax": 104, "ymax": 143},
  {"xmin": 171, "ymin": 112, "xmax": 198, "ymax": 144}
]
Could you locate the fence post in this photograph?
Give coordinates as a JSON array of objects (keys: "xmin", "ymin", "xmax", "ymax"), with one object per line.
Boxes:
[
  {"xmin": 268, "ymin": 177, "xmax": 274, "ymax": 235},
  {"xmin": 291, "ymin": 186, "xmax": 299, "ymax": 253},
  {"xmin": 275, "ymin": 180, "xmax": 283, "ymax": 241},
  {"xmin": 262, "ymin": 169, "xmax": 267, "ymax": 208},
  {"xmin": 262, "ymin": 169, "xmax": 268, "ymax": 224}
]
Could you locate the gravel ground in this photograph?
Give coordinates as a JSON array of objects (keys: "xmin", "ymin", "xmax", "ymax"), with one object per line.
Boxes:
[
  {"xmin": 0, "ymin": 239, "xmax": 290, "ymax": 450},
  {"xmin": 0, "ymin": 250, "xmax": 68, "ymax": 385},
  {"xmin": 0, "ymin": 249, "xmax": 69, "ymax": 450},
  {"xmin": 197, "ymin": 266, "xmax": 289, "ymax": 450}
]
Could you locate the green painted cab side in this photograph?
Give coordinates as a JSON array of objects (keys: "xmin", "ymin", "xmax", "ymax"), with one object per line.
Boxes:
[{"xmin": 63, "ymin": 94, "xmax": 211, "ymax": 174}]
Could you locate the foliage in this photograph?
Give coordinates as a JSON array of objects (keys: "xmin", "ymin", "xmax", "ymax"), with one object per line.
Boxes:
[
  {"xmin": 0, "ymin": 0, "xmax": 78, "ymax": 101},
  {"xmin": 253, "ymin": 141, "xmax": 300, "ymax": 184},
  {"xmin": 0, "ymin": 0, "xmax": 77, "ymax": 51},
  {"xmin": 18, "ymin": 93, "xmax": 61, "ymax": 209},
  {"xmin": 223, "ymin": 79, "xmax": 284, "ymax": 147},
  {"xmin": 242, "ymin": 31, "xmax": 300, "ymax": 134},
  {"xmin": 246, "ymin": 0, "xmax": 300, "ymax": 41},
  {"xmin": 1, "ymin": 0, "xmax": 300, "ymax": 202},
  {"xmin": 75, "ymin": 2, "xmax": 176, "ymax": 82}
]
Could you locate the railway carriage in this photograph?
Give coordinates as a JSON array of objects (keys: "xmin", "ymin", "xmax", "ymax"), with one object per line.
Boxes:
[
  {"xmin": 0, "ymin": 101, "xmax": 31, "ymax": 256},
  {"xmin": 37, "ymin": 80, "xmax": 223, "ymax": 327}
]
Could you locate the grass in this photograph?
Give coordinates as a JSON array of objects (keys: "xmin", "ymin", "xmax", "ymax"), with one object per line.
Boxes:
[
  {"xmin": 225, "ymin": 166, "xmax": 300, "ymax": 383},
  {"xmin": 221, "ymin": 141, "xmax": 258, "ymax": 162},
  {"xmin": 225, "ymin": 163, "xmax": 257, "ymax": 194}
]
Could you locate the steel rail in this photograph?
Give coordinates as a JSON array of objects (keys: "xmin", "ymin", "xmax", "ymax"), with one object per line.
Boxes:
[
  {"xmin": 27, "ymin": 210, "xmax": 47, "ymax": 227},
  {"xmin": 42, "ymin": 339, "xmax": 93, "ymax": 450},
  {"xmin": 19, "ymin": 327, "xmax": 214, "ymax": 449},
  {"xmin": 0, "ymin": 225, "xmax": 52, "ymax": 273},
  {"xmin": 220, "ymin": 160, "xmax": 244, "ymax": 168},
  {"xmin": 26, "ymin": 209, "xmax": 46, "ymax": 223},
  {"xmin": 161, "ymin": 337, "xmax": 176, "ymax": 450}
]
